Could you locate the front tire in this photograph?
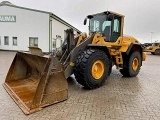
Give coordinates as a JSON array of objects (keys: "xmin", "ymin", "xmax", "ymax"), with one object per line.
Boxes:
[
  {"xmin": 120, "ymin": 51, "xmax": 141, "ymax": 77},
  {"xmin": 74, "ymin": 49, "xmax": 110, "ymax": 89},
  {"xmin": 151, "ymin": 52, "xmax": 155, "ymax": 55},
  {"xmin": 155, "ymin": 49, "xmax": 160, "ymax": 55}
]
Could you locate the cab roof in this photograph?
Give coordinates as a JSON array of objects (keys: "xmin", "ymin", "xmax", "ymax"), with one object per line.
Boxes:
[{"xmin": 89, "ymin": 11, "xmax": 125, "ymax": 17}]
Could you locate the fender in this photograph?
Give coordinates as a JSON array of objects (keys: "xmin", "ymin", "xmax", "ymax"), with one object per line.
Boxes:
[
  {"xmin": 87, "ymin": 44, "xmax": 110, "ymax": 56},
  {"xmin": 125, "ymin": 43, "xmax": 143, "ymax": 55}
]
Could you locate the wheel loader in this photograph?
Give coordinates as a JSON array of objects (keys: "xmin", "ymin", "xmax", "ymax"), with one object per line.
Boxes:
[
  {"xmin": 3, "ymin": 11, "xmax": 146, "ymax": 114},
  {"xmin": 144, "ymin": 42, "xmax": 160, "ymax": 55}
]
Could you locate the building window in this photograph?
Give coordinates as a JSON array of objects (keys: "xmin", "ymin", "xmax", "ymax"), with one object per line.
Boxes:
[
  {"xmin": 13, "ymin": 37, "xmax": 17, "ymax": 46},
  {"xmin": 55, "ymin": 35, "xmax": 62, "ymax": 48},
  {"xmin": 29, "ymin": 37, "xmax": 38, "ymax": 47},
  {"xmin": 4, "ymin": 36, "xmax": 9, "ymax": 45},
  {"xmin": 56, "ymin": 35, "xmax": 61, "ymax": 38},
  {"xmin": 52, "ymin": 38, "xmax": 56, "ymax": 48}
]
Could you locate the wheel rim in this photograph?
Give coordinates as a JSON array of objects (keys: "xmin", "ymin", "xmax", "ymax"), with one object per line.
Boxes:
[
  {"xmin": 132, "ymin": 58, "xmax": 139, "ymax": 71},
  {"xmin": 91, "ymin": 60, "xmax": 104, "ymax": 80}
]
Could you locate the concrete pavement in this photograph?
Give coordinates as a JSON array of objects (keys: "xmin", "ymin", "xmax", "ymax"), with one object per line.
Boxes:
[{"xmin": 0, "ymin": 51, "xmax": 160, "ymax": 120}]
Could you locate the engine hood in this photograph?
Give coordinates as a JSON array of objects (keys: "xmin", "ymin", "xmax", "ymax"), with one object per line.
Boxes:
[{"xmin": 123, "ymin": 35, "xmax": 140, "ymax": 44}]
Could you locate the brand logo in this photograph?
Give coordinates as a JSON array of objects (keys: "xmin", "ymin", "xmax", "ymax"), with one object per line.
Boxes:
[{"xmin": 0, "ymin": 15, "xmax": 16, "ymax": 22}]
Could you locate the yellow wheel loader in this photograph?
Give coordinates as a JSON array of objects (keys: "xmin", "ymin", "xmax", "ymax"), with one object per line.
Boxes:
[
  {"xmin": 144, "ymin": 42, "xmax": 160, "ymax": 55},
  {"xmin": 3, "ymin": 11, "xmax": 146, "ymax": 114}
]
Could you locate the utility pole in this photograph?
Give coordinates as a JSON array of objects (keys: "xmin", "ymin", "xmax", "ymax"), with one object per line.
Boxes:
[{"xmin": 151, "ymin": 32, "xmax": 154, "ymax": 43}]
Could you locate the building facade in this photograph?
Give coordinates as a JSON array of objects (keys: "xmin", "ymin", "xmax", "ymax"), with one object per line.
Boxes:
[{"xmin": 0, "ymin": 1, "xmax": 81, "ymax": 52}]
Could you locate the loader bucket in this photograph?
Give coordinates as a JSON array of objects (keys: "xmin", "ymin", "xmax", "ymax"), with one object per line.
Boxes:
[{"xmin": 3, "ymin": 52, "xmax": 68, "ymax": 114}]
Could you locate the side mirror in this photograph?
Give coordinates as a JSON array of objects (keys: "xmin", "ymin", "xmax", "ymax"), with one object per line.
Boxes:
[{"xmin": 84, "ymin": 18, "xmax": 87, "ymax": 25}]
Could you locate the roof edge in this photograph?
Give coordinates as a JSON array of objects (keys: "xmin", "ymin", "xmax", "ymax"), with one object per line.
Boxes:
[
  {"xmin": 0, "ymin": 2, "xmax": 52, "ymax": 15},
  {"xmin": 0, "ymin": 1, "xmax": 82, "ymax": 33}
]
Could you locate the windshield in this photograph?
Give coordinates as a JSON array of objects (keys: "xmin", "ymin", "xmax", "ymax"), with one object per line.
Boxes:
[
  {"xmin": 89, "ymin": 14, "xmax": 111, "ymax": 33},
  {"xmin": 88, "ymin": 13, "xmax": 121, "ymax": 42}
]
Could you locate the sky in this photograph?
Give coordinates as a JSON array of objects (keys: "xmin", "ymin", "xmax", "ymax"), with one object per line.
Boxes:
[{"xmin": 1, "ymin": 0, "xmax": 160, "ymax": 43}]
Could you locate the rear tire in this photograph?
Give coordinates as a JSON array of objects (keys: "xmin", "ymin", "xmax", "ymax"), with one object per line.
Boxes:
[
  {"xmin": 74, "ymin": 49, "xmax": 110, "ymax": 89},
  {"xmin": 120, "ymin": 51, "xmax": 141, "ymax": 77}
]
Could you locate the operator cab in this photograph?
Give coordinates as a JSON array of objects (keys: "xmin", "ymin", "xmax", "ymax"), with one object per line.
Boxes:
[{"xmin": 84, "ymin": 11, "xmax": 124, "ymax": 42}]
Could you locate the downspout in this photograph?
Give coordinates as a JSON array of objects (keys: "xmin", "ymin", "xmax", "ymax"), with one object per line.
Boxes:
[{"xmin": 49, "ymin": 15, "xmax": 52, "ymax": 52}]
